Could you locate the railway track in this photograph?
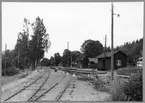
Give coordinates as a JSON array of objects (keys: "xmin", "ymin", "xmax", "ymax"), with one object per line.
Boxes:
[
  {"xmin": 28, "ymin": 72, "xmax": 67, "ymax": 102},
  {"xmin": 28, "ymin": 73, "xmax": 74, "ymax": 102},
  {"xmin": 2, "ymin": 70, "xmax": 43, "ymax": 93},
  {"xmin": 3, "ymin": 70, "xmax": 50, "ymax": 101},
  {"xmin": 55, "ymin": 77, "xmax": 72, "ymax": 101},
  {"xmin": 27, "ymin": 71, "xmax": 51, "ymax": 101},
  {"xmin": 3, "ymin": 69, "xmax": 76, "ymax": 102}
]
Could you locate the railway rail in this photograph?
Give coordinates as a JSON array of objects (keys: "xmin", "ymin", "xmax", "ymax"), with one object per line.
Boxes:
[
  {"xmin": 3, "ymin": 69, "xmax": 77, "ymax": 102},
  {"xmin": 3, "ymin": 70, "xmax": 50, "ymax": 101},
  {"xmin": 27, "ymin": 71, "xmax": 51, "ymax": 101},
  {"xmin": 55, "ymin": 77, "xmax": 72, "ymax": 101},
  {"xmin": 28, "ymin": 72, "xmax": 68, "ymax": 102}
]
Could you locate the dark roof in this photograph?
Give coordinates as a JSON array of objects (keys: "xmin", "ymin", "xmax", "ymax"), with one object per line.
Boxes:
[
  {"xmin": 96, "ymin": 50, "xmax": 126, "ymax": 59},
  {"xmin": 88, "ymin": 58, "xmax": 98, "ymax": 63}
]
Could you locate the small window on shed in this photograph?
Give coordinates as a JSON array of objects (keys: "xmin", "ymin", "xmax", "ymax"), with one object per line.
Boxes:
[{"xmin": 117, "ymin": 60, "xmax": 121, "ymax": 66}]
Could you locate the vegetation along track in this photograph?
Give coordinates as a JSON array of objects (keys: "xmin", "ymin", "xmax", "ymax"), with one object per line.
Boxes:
[
  {"xmin": 4, "ymin": 70, "xmax": 50, "ymax": 101},
  {"xmin": 28, "ymin": 73, "xmax": 70, "ymax": 102}
]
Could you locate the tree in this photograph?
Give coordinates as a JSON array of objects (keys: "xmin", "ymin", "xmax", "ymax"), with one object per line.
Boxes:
[
  {"xmin": 114, "ymin": 38, "xmax": 143, "ymax": 66},
  {"xmin": 14, "ymin": 32, "xmax": 30, "ymax": 69},
  {"xmin": 40, "ymin": 58, "xmax": 50, "ymax": 66},
  {"xmin": 13, "ymin": 18, "xmax": 31, "ymax": 70},
  {"xmin": 61, "ymin": 49, "xmax": 71, "ymax": 67},
  {"xmin": 105, "ymin": 46, "xmax": 111, "ymax": 52},
  {"xmin": 54, "ymin": 53, "xmax": 61, "ymax": 66},
  {"xmin": 80, "ymin": 39, "xmax": 103, "ymax": 58},
  {"xmin": 2, "ymin": 49, "xmax": 15, "ymax": 69},
  {"xmin": 29, "ymin": 17, "xmax": 51, "ymax": 69},
  {"xmin": 2, "ymin": 49, "xmax": 19, "ymax": 76},
  {"xmin": 13, "ymin": 17, "xmax": 51, "ymax": 70},
  {"xmin": 71, "ymin": 51, "xmax": 81, "ymax": 63},
  {"xmin": 49, "ymin": 56, "xmax": 55, "ymax": 66}
]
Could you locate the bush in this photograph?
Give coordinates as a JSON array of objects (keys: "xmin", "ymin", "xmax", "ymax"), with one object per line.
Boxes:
[
  {"xmin": 110, "ymin": 80, "xmax": 127, "ymax": 101},
  {"xmin": 110, "ymin": 72, "xmax": 142, "ymax": 101},
  {"xmin": 116, "ymin": 67, "xmax": 142, "ymax": 75},
  {"xmin": 93, "ymin": 75, "xmax": 111, "ymax": 93},
  {"xmin": 123, "ymin": 73, "xmax": 143, "ymax": 101},
  {"xmin": 3, "ymin": 67, "xmax": 20, "ymax": 76}
]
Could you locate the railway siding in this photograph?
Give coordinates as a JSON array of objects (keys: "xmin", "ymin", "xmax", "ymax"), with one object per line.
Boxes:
[
  {"xmin": 38, "ymin": 73, "xmax": 71, "ymax": 101},
  {"xmin": 1, "ymin": 71, "xmax": 45, "ymax": 101},
  {"xmin": 2, "ymin": 70, "xmax": 49, "ymax": 101}
]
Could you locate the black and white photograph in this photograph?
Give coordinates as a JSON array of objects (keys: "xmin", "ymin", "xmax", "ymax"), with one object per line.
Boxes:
[{"xmin": 1, "ymin": 2, "xmax": 144, "ymax": 102}]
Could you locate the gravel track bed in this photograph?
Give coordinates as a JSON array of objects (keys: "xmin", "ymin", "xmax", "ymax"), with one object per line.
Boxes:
[
  {"xmin": 39, "ymin": 73, "xmax": 71, "ymax": 101},
  {"xmin": 1, "ymin": 70, "xmax": 47, "ymax": 101},
  {"xmin": 5, "ymin": 71, "xmax": 50, "ymax": 101},
  {"xmin": 28, "ymin": 70, "xmax": 66, "ymax": 101}
]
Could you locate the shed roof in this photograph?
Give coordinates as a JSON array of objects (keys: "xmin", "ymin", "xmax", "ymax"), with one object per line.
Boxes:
[
  {"xmin": 96, "ymin": 50, "xmax": 126, "ymax": 59},
  {"xmin": 88, "ymin": 58, "xmax": 98, "ymax": 63}
]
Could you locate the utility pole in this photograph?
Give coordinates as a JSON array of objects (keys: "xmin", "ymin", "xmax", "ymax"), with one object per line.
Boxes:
[
  {"xmin": 18, "ymin": 34, "xmax": 20, "ymax": 69},
  {"xmin": 104, "ymin": 34, "xmax": 107, "ymax": 70},
  {"xmin": 111, "ymin": 3, "xmax": 114, "ymax": 80},
  {"xmin": 4, "ymin": 43, "xmax": 7, "ymax": 76},
  {"xmin": 67, "ymin": 42, "xmax": 69, "ymax": 67},
  {"xmin": 71, "ymin": 50, "xmax": 72, "ymax": 68},
  {"xmin": 111, "ymin": 3, "xmax": 120, "ymax": 80}
]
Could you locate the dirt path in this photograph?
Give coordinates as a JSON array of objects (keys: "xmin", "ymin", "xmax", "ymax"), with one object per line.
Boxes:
[{"xmin": 60, "ymin": 78, "xmax": 111, "ymax": 101}]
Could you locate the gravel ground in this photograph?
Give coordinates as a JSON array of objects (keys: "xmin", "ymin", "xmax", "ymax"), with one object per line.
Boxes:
[
  {"xmin": 1, "ymin": 69, "xmax": 112, "ymax": 102},
  {"xmin": 1, "ymin": 70, "xmax": 42, "ymax": 101},
  {"xmin": 1, "ymin": 71, "xmax": 29, "ymax": 86},
  {"xmin": 39, "ymin": 72, "xmax": 71, "ymax": 101},
  {"xmin": 60, "ymin": 79, "xmax": 111, "ymax": 101},
  {"xmin": 6, "ymin": 71, "xmax": 50, "ymax": 101},
  {"xmin": 2, "ymin": 70, "xmax": 39, "ymax": 92}
]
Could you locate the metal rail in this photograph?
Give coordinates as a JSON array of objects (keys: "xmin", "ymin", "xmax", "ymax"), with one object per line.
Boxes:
[
  {"xmin": 27, "ymin": 71, "xmax": 51, "ymax": 101},
  {"xmin": 34, "ymin": 82, "xmax": 59, "ymax": 101},
  {"xmin": 55, "ymin": 78, "xmax": 72, "ymax": 101},
  {"xmin": 4, "ymin": 72, "xmax": 46, "ymax": 101},
  {"xmin": 31, "ymin": 73, "xmax": 67, "ymax": 101}
]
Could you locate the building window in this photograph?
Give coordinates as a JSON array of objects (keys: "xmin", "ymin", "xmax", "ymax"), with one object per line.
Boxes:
[{"xmin": 117, "ymin": 60, "xmax": 121, "ymax": 66}]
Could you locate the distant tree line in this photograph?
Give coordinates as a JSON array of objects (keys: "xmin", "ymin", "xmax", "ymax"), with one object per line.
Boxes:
[
  {"xmin": 40, "ymin": 38, "xmax": 143, "ymax": 67},
  {"xmin": 114, "ymin": 38, "xmax": 143, "ymax": 65},
  {"xmin": 40, "ymin": 39, "xmax": 108, "ymax": 67}
]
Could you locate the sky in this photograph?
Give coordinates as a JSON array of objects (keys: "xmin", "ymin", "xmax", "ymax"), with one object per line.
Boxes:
[{"xmin": 2, "ymin": 2, "xmax": 144, "ymax": 59}]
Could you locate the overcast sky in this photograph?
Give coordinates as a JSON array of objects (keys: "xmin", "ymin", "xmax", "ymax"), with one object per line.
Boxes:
[{"xmin": 2, "ymin": 2, "xmax": 143, "ymax": 59}]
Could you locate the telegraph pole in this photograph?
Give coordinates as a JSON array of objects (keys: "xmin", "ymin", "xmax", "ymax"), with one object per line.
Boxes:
[
  {"xmin": 4, "ymin": 43, "xmax": 7, "ymax": 76},
  {"xmin": 104, "ymin": 34, "xmax": 107, "ymax": 70},
  {"xmin": 18, "ymin": 46, "xmax": 19, "ymax": 69},
  {"xmin": 67, "ymin": 42, "xmax": 69, "ymax": 67},
  {"xmin": 111, "ymin": 3, "xmax": 120, "ymax": 80},
  {"xmin": 111, "ymin": 3, "xmax": 114, "ymax": 80},
  {"xmin": 70, "ymin": 49, "xmax": 72, "ymax": 68},
  {"xmin": 18, "ymin": 34, "xmax": 20, "ymax": 69}
]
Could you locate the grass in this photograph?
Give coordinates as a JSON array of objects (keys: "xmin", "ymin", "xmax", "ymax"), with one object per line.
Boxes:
[
  {"xmin": 92, "ymin": 76, "xmax": 129, "ymax": 101},
  {"xmin": 1, "ymin": 70, "xmax": 31, "ymax": 86},
  {"xmin": 91, "ymin": 67, "xmax": 143, "ymax": 101},
  {"xmin": 116, "ymin": 66, "xmax": 142, "ymax": 75}
]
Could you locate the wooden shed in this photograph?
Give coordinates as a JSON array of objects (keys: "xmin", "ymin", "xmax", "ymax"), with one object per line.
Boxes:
[
  {"xmin": 96, "ymin": 50, "xmax": 127, "ymax": 70},
  {"xmin": 77, "ymin": 55, "xmax": 89, "ymax": 68},
  {"xmin": 88, "ymin": 58, "xmax": 98, "ymax": 68}
]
